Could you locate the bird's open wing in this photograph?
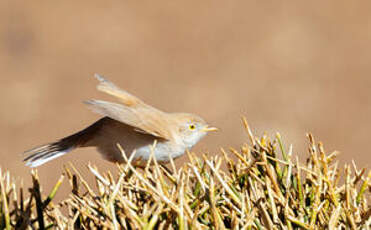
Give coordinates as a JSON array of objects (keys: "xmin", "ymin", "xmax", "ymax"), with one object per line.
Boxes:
[
  {"xmin": 90, "ymin": 74, "xmax": 173, "ymax": 140},
  {"xmin": 94, "ymin": 74, "xmax": 144, "ymax": 107}
]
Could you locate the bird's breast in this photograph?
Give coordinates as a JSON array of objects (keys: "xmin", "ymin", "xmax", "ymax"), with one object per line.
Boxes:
[{"xmin": 134, "ymin": 141, "xmax": 186, "ymax": 163}]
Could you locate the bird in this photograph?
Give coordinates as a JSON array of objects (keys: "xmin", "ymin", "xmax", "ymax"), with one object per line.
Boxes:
[{"xmin": 23, "ymin": 74, "xmax": 217, "ymax": 168}]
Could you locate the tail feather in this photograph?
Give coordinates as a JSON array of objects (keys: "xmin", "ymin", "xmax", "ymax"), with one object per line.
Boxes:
[
  {"xmin": 23, "ymin": 118, "xmax": 107, "ymax": 168},
  {"xmin": 23, "ymin": 143, "xmax": 74, "ymax": 168}
]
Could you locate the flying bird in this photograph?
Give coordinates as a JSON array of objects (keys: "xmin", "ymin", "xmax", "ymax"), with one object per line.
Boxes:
[{"xmin": 23, "ymin": 74, "xmax": 217, "ymax": 167}]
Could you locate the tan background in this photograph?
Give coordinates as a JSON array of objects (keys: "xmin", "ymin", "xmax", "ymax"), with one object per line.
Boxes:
[{"xmin": 1, "ymin": 1, "xmax": 370, "ymax": 196}]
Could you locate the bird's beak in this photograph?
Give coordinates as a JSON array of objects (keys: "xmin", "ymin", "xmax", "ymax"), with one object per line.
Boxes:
[{"xmin": 202, "ymin": 126, "xmax": 219, "ymax": 132}]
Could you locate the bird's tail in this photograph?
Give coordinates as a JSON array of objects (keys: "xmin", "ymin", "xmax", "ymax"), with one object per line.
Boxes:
[
  {"xmin": 23, "ymin": 141, "xmax": 75, "ymax": 168},
  {"xmin": 23, "ymin": 118, "xmax": 105, "ymax": 168}
]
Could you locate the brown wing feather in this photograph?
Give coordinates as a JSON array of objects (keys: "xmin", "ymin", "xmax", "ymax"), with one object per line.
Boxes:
[
  {"xmin": 94, "ymin": 74, "xmax": 142, "ymax": 107},
  {"xmin": 84, "ymin": 99, "xmax": 173, "ymax": 140},
  {"xmin": 90, "ymin": 74, "xmax": 174, "ymax": 140}
]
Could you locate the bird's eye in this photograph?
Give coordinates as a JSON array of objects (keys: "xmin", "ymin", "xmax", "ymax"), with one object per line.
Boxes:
[{"xmin": 189, "ymin": 124, "xmax": 196, "ymax": 130}]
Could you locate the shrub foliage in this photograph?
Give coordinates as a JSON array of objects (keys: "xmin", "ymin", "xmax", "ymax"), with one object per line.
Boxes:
[{"xmin": 1, "ymin": 119, "xmax": 370, "ymax": 229}]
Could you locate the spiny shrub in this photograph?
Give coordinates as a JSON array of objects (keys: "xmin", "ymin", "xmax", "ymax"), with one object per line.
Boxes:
[{"xmin": 1, "ymin": 119, "xmax": 370, "ymax": 229}]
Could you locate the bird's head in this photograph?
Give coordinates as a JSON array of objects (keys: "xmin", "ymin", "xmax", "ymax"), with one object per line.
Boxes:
[{"xmin": 172, "ymin": 113, "xmax": 217, "ymax": 148}]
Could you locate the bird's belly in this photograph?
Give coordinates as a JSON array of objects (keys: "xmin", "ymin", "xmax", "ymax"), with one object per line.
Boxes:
[
  {"xmin": 96, "ymin": 140, "xmax": 185, "ymax": 164},
  {"xmin": 134, "ymin": 142, "xmax": 185, "ymax": 163}
]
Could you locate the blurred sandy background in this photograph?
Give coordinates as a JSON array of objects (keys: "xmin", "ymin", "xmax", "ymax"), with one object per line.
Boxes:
[{"xmin": 1, "ymin": 1, "xmax": 370, "ymax": 195}]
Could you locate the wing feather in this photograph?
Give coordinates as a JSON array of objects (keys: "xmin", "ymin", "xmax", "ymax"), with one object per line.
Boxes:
[
  {"xmin": 94, "ymin": 74, "xmax": 143, "ymax": 107},
  {"xmin": 84, "ymin": 99, "xmax": 173, "ymax": 140},
  {"xmin": 90, "ymin": 74, "xmax": 174, "ymax": 140}
]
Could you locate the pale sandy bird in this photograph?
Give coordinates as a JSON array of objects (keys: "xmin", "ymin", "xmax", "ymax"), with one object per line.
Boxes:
[{"xmin": 23, "ymin": 74, "xmax": 217, "ymax": 167}]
